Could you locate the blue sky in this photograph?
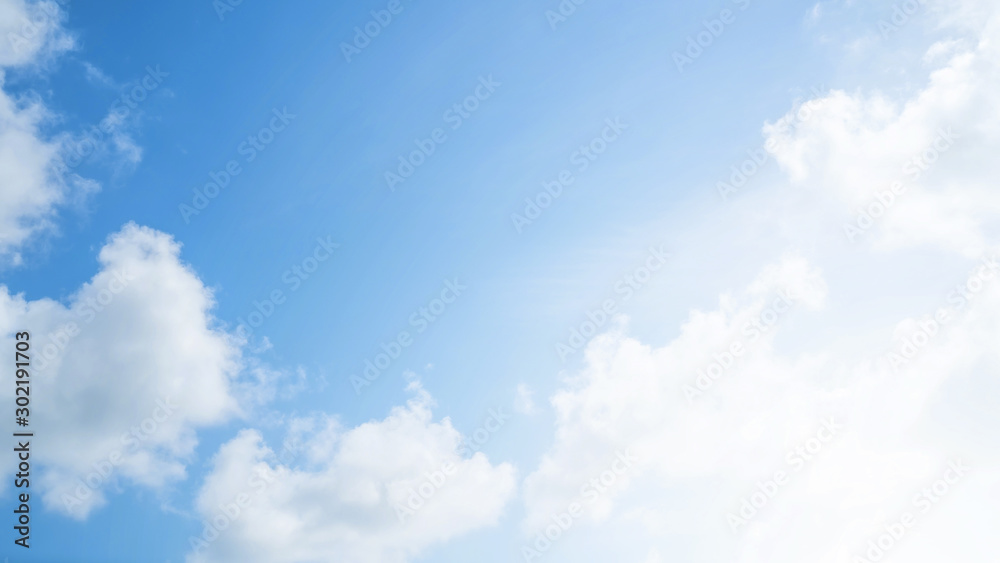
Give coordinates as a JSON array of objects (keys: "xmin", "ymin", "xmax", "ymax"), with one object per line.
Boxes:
[{"xmin": 2, "ymin": 0, "xmax": 999, "ymax": 562}]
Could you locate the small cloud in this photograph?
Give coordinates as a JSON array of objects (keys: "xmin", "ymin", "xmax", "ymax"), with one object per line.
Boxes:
[
  {"xmin": 515, "ymin": 383, "xmax": 537, "ymax": 415},
  {"xmin": 806, "ymin": 3, "xmax": 823, "ymax": 25},
  {"xmin": 82, "ymin": 61, "xmax": 117, "ymax": 88}
]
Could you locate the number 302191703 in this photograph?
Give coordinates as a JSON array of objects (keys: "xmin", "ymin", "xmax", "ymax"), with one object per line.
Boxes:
[{"xmin": 15, "ymin": 332, "xmax": 30, "ymax": 426}]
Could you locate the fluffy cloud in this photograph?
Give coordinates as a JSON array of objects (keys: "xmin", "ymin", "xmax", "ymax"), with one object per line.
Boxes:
[
  {"xmin": 765, "ymin": 0, "xmax": 1000, "ymax": 256},
  {"xmin": 0, "ymin": 0, "xmax": 73, "ymax": 67},
  {"xmin": 521, "ymin": 1, "xmax": 1000, "ymax": 561},
  {"xmin": 0, "ymin": 0, "xmax": 86, "ymax": 263},
  {"xmin": 187, "ymin": 381, "xmax": 517, "ymax": 563},
  {"xmin": 522, "ymin": 256, "xmax": 829, "ymax": 530},
  {"xmin": 0, "ymin": 70, "xmax": 100, "ymax": 264},
  {"xmin": 0, "ymin": 223, "xmax": 245, "ymax": 518},
  {"xmin": 0, "ymin": 0, "xmax": 145, "ymax": 264},
  {"xmin": 523, "ymin": 247, "xmax": 1000, "ymax": 561}
]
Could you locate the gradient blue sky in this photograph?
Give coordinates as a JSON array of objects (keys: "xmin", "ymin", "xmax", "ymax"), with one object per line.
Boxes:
[{"xmin": 2, "ymin": 0, "xmax": 998, "ymax": 562}]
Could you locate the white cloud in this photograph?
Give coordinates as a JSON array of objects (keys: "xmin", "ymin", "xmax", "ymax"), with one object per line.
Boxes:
[
  {"xmin": 522, "ymin": 247, "xmax": 1000, "ymax": 560},
  {"xmin": 0, "ymin": 223, "xmax": 246, "ymax": 519},
  {"xmin": 0, "ymin": 69, "xmax": 96, "ymax": 262},
  {"xmin": 0, "ymin": 0, "xmax": 148, "ymax": 264},
  {"xmin": 0, "ymin": 0, "xmax": 73, "ymax": 67},
  {"xmin": 764, "ymin": 0, "xmax": 1000, "ymax": 257},
  {"xmin": 187, "ymin": 381, "xmax": 517, "ymax": 563},
  {"xmin": 522, "ymin": 256, "xmax": 829, "ymax": 532},
  {"xmin": 0, "ymin": 0, "xmax": 87, "ymax": 263},
  {"xmin": 82, "ymin": 61, "xmax": 116, "ymax": 87},
  {"xmin": 520, "ymin": 1, "xmax": 1000, "ymax": 560}
]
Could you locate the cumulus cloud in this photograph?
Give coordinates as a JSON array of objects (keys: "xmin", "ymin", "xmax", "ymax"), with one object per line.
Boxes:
[
  {"xmin": 764, "ymin": 0, "xmax": 1000, "ymax": 256},
  {"xmin": 187, "ymin": 381, "xmax": 517, "ymax": 563},
  {"xmin": 0, "ymin": 71, "xmax": 93, "ymax": 263},
  {"xmin": 522, "ymin": 256, "xmax": 829, "ymax": 531},
  {"xmin": 521, "ymin": 1, "xmax": 1000, "ymax": 561},
  {"xmin": 523, "ymin": 249, "xmax": 1000, "ymax": 560},
  {"xmin": 0, "ymin": 223, "xmax": 246, "ymax": 518},
  {"xmin": 0, "ymin": 0, "xmax": 86, "ymax": 263},
  {"xmin": 0, "ymin": 0, "xmax": 150, "ymax": 264}
]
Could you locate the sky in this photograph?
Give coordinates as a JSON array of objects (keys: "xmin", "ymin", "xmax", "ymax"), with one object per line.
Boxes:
[{"xmin": 0, "ymin": 0, "xmax": 998, "ymax": 561}]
